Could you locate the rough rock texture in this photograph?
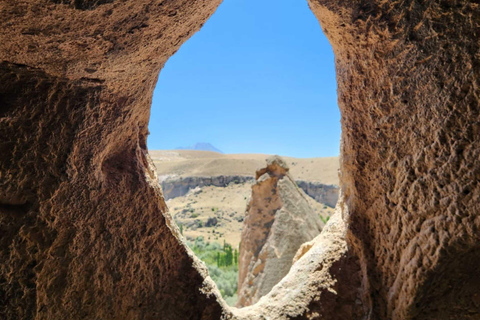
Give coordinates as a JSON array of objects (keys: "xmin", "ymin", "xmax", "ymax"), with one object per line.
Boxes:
[
  {"xmin": 306, "ymin": 0, "xmax": 480, "ymax": 318},
  {"xmin": 160, "ymin": 175, "xmax": 255, "ymax": 200},
  {"xmin": 1, "ymin": 0, "xmax": 479, "ymax": 319},
  {"xmin": 0, "ymin": 1, "xmax": 225, "ymax": 319},
  {"xmin": 296, "ymin": 180, "xmax": 339, "ymax": 207},
  {"xmin": 160, "ymin": 175, "xmax": 339, "ymax": 206},
  {"xmin": 234, "ymin": 208, "xmax": 363, "ymax": 320},
  {"xmin": 236, "ymin": 156, "xmax": 323, "ymax": 307}
]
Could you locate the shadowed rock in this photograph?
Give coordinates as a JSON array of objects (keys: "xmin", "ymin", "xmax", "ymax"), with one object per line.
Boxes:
[{"xmin": 1, "ymin": 0, "xmax": 479, "ymax": 319}]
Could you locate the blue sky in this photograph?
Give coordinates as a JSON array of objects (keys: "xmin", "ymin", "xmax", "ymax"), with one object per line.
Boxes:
[{"xmin": 148, "ymin": 0, "xmax": 340, "ymax": 158}]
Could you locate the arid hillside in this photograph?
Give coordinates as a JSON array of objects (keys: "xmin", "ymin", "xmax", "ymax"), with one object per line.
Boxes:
[
  {"xmin": 151, "ymin": 150, "xmax": 338, "ymax": 248},
  {"xmin": 150, "ymin": 150, "xmax": 340, "ymax": 184}
]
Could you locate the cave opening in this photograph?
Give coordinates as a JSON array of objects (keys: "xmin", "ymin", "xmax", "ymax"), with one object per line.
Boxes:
[
  {"xmin": 2, "ymin": 0, "xmax": 477, "ymax": 318},
  {"xmin": 147, "ymin": 0, "xmax": 340, "ymax": 308}
]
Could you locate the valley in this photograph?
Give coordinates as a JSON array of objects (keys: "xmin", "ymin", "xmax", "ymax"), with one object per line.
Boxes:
[{"xmin": 151, "ymin": 150, "xmax": 340, "ymax": 249}]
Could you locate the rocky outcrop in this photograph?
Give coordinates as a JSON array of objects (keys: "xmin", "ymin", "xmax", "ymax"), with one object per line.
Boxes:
[
  {"xmin": 160, "ymin": 175, "xmax": 254, "ymax": 199},
  {"xmin": 1, "ymin": 0, "xmax": 479, "ymax": 319},
  {"xmin": 0, "ymin": 1, "xmax": 225, "ymax": 319},
  {"xmin": 160, "ymin": 175, "xmax": 339, "ymax": 207},
  {"xmin": 237, "ymin": 156, "xmax": 323, "ymax": 307},
  {"xmin": 234, "ymin": 208, "xmax": 363, "ymax": 320},
  {"xmin": 296, "ymin": 180, "xmax": 338, "ymax": 207}
]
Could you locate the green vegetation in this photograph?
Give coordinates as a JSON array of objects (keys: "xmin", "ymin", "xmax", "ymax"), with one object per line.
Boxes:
[
  {"xmin": 216, "ymin": 242, "xmax": 238, "ymax": 267},
  {"xmin": 319, "ymin": 215, "xmax": 330, "ymax": 224},
  {"xmin": 187, "ymin": 237, "xmax": 239, "ymax": 305}
]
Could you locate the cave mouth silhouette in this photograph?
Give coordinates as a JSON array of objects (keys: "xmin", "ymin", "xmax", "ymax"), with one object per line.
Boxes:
[{"xmin": 4, "ymin": 0, "xmax": 473, "ymax": 318}]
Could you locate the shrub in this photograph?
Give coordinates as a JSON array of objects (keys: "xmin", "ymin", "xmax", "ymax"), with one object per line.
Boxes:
[
  {"xmin": 186, "ymin": 239, "xmax": 239, "ymax": 305},
  {"xmin": 319, "ymin": 215, "xmax": 330, "ymax": 224}
]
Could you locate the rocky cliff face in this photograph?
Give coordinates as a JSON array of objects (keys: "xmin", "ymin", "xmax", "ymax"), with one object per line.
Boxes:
[
  {"xmin": 160, "ymin": 175, "xmax": 339, "ymax": 207},
  {"xmin": 0, "ymin": 1, "xmax": 225, "ymax": 319},
  {"xmin": 296, "ymin": 180, "xmax": 338, "ymax": 207},
  {"xmin": 236, "ymin": 156, "xmax": 323, "ymax": 307},
  {"xmin": 160, "ymin": 175, "xmax": 254, "ymax": 199}
]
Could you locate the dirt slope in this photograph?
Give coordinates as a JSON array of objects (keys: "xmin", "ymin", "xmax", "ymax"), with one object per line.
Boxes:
[{"xmin": 150, "ymin": 150, "xmax": 340, "ymax": 185}]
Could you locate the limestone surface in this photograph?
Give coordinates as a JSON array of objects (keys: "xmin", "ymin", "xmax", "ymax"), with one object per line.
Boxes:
[{"xmin": 236, "ymin": 156, "xmax": 323, "ymax": 307}]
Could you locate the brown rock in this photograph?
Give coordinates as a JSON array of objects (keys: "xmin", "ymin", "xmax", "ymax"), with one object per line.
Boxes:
[
  {"xmin": 0, "ymin": 1, "xmax": 225, "ymax": 319},
  {"xmin": 234, "ymin": 209, "xmax": 363, "ymax": 320},
  {"xmin": 1, "ymin": 0, "xmax": 479, "ymax": 319},
  {"xmin": 237, "ymin": 156, "xmax": 323, "ymax": 307}
]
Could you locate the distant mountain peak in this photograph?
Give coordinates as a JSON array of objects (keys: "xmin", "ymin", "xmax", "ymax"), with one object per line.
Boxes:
[{"xmin": 175, "ymin": 142, "xmax": 223, "ymax": 153}]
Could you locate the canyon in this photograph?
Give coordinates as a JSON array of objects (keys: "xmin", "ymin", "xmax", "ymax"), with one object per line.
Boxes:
[
  {"xmin": 156, "ymin": 150, "xmax": 336, "ymax": 250},
  {"xmin": 160, "ymin": 175, "xmax": 338, "ymax": 208}
]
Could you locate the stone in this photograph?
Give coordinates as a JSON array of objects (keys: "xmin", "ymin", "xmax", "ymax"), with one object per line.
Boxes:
[
  {"xmin": 206, "ymin": 217, "xmax": 218, "ymax": 227},
  {"xmin": 160, "ymin": 175, "xmax": 338, "ymax": 206},
  {"xmin": 0, "ymin": 0, "xmax": 479, "ymax": 319},
  {"xmin": 236, "ymin": 156, "xmax": 323, "ymax": 307},
  {"xmin": 0, "ymin": 1, "xmax": 225, "ymax": 319}
]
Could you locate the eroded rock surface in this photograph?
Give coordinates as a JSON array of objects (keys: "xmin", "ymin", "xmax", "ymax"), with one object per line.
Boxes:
[
  {"xmin": 306, "ymin": 0, "xmax": 480, "ymax": 318},
  {"xmin": 0, "ymin": 1, "xmax": 225, "ymax": 319},
  {"xmin": 160, "ymin": 175, "xmax": 339, "ymax": 207},
  {"xmin": 0, "ymin": 0, "xmax": 479, "ymax": 319},
  {"xmin": 236, "ymin": 156, "xmax": 323, "ymax": 307},
  {"xmin": 160, "ymin": 175, "xmax": 255, "ymax": 199}
]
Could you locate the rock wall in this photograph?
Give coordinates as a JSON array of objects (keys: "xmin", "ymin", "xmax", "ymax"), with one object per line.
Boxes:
[
  {"xmin": 160, "ymin": 175, "xmax": 339, "ymax": 207},
  {"xmin": 0, "ymin": 1, "xmax": 225, "ymax": 319},
  {"xmin": 237, "ymin": 156, "xmax": 323, "ymax": 307},
  {"xmin": 296, "ymin": 180, "xmax": 338, "ymax": 207},
  {"xmin": 307, "ymin": 0, "xmax": 480, "ymax": 318},
  {"xmin": 0, "ymin": 0, "xmax": 479, "ymax": 319},
  {"xmin": 160, "ymin": 175, "xmax": 254, "ymax": 199}
]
